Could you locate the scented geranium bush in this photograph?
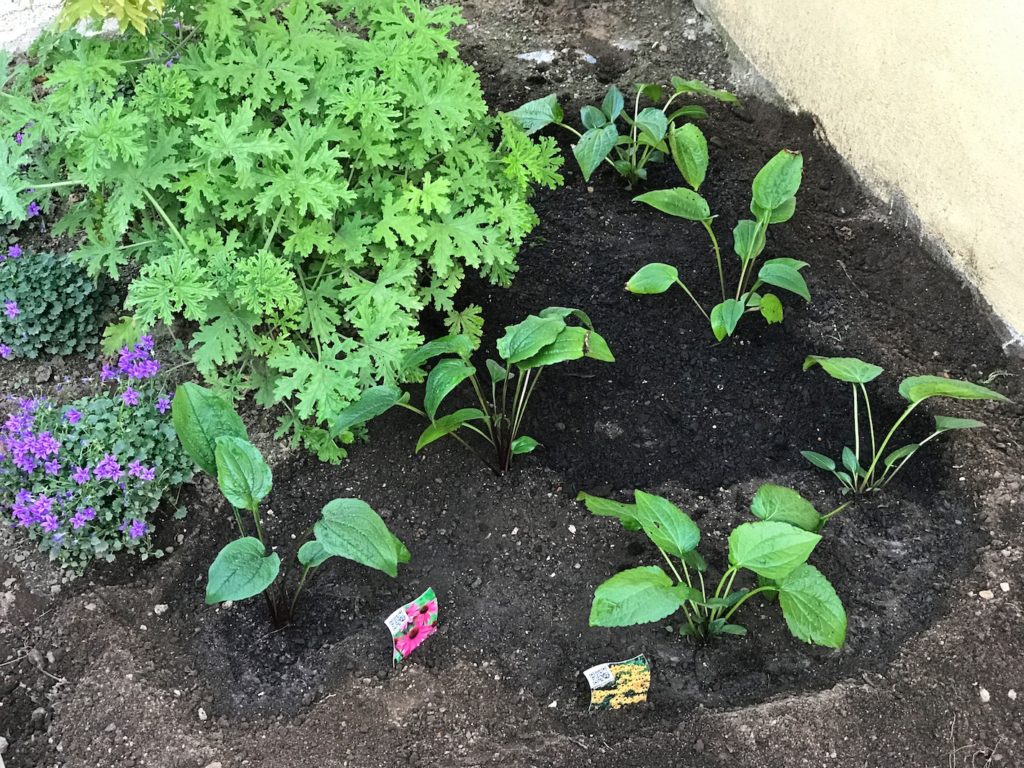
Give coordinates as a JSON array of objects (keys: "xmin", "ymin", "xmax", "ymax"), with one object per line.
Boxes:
[
  {"xmin": 0, "ymin": 0, "xmax": 563, "ymax": 461},
  {"xmin": 0, "ymin": 338, "xmax": 193, "ymax": 571}
]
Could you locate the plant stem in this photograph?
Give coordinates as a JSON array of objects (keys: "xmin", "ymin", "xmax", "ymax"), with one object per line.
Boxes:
[
  {"xmin": 701, "ymin": 220, "xmax": 726, "ymax": 302},
  {"xmin": 250, "ymin": 503, "xmax": 265, "ymax": 545},
  {"xmin": 818, "ymin": 501, "xmax": 852, "ymax": 528},
  {"xmin": 860, "ymin": 383, "xmax": 877, "ymax": 460},
  {"xmin": 22, "ymin": 179, "xmax": 84, "ymax": 192},
  {"xmin": 288, "ymin": 565, "xmax": 312, "ymax": 620},
  {"xmin": 231, "ymin": 507, "xmax": 245, "ymax": 537},
  {"xmin": 263, "ymin": 206, "xmax": 286, "ymax": 252},
  {"xmin": 142, "ymin": 189, "xmax": 189, "ymax": 252},
  {"xmin": 722, "ymin": 585, "xmax": 776, "ymax": 623},
  {"xmin": 675, "ymin": 279, "xmax": 709, "ymax": 321},
  {"xmin": 879, "ymin": 430, "xmax": 942, "ymax": 489},
  {"xmin": 860, "ymin": 402, "xmax": 921, "ymax": 491},
  {"xmin": 734, "ymin": 216, "xmax": 767, "ymax": 301},
  {"xmin": 852, "ymin": 384, "xmax": 861, "ymax": 468}
]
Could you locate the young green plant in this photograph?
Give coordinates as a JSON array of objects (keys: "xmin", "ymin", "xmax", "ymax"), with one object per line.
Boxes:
[
  {"xmin": 172, "ymin": 383, "xmax": 409, "ymax": 627},
  {"xmin": 626, "ymin": 147, "xmax": 808, "ymax": 341},
  {"xmin": 580, "ymin": 486, "xmax": 846, "ymax": 647},
  {"xmin": 801, "ymin": 355, "xmax": 1009, "ymax": 493},
  {"xmin": 332, "ymin": 307, "xmax": 614, "ymax": 474},
  {"xmin": 509, "ymin": 77, "xmax": 736, "ymax": 187}
]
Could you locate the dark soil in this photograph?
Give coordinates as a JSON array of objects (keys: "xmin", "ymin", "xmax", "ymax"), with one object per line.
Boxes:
[{"xmin": 3, "ymin": 1, "xmax": 1023, "ymax": 767}]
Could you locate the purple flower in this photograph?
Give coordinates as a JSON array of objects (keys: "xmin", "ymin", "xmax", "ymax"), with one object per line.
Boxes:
[
  {"xmin": 4, "ymin": 300, "xmax": 19, "ymax": 319},
  {"xmin": 43, "ymin": 458, "xmax": 60, "ymax": 475},
  {"xmin": 100, "ymin": 363, "xmax": 117, "ymax": 381},
  {"xmin": 71, "ymin": 465, "xmax": 91, "ymax": 484},
  {"xmin": 0, "ymin": 344, "xmax": 11, "ymax": 360},
  {"xmin": 94, "ymin": 453, "xmax": 123, "ymax": 480},
  {"xmin": 128, "ymin": 519, "xmax": 148, "ymax": 539},
  {"xmin": 14, "ymin": 132, "xmax": 24, "ymax": 146},
  {"xmin": 116, "ymin": 340, "xmax": 160, "ymax": 380},
  {"xmin": 121, "ymin": 387, "xmax": 140, "ymax": 406},
  {"xmin": 63, "ymin": 408, "xmax": 82, "ymax": 425},
  {"xmin": 40, "ymin": 513, "xmax": 59, "ymax": 533},
  {"xmin": 128, "ymin": 460, "xmax": 156, "ymax": 481},
  {"xmin": 173, "ymin": 19, "xmax": 182, "ymax": 29},
  {"xmin": 70, "ymin": 507, "xmax": 95, "ymax": 529},
  {"xmin": 25, "ymin": 201, "xmax": 40, "ymax": 218},
  {"xmin": 155, "ymin": 395, "xmax": 171, "ymax": 414},
  {"xmin": 164, "ymin": 58, "xmax": 175, "ymax": 68},
  {"xmin": 5, "ymin": 244, "xmax": 20, "ymax": 260}
]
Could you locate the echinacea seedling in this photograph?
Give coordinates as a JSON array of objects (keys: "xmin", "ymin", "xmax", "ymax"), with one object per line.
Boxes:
[
  {"xmin": 172, "ymin": 383, "xmax": 409, "ymax": 627},
  {"xmin": 332, "ymin": 307, "xmax": 614, "ymax": 474},
  {"xmin": 509, "ymin": 77, "xmax": 736, "ymax": 187},
  {"xmin": 627, "ymin": 148, "xmax": 808, "ymax": 341},
  {"xmin": 801, "ymin": 355, "xmax": 1009, "ymax": 494},
  {"xmin": 580, "ymin": 487, "xmax": 846, "ymax": 647}
]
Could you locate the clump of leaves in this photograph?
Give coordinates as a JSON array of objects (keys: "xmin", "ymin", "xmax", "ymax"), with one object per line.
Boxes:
[
  {"xmin": 333, "ymin": 307, "xmax": 613, "ymax": 474},
  {"xmin": 0, "ymin": 0, "xmax": 562, "ymax": 462},
  {"xmin": 580, "ymin": 486, "xmax": 846, "ymax": 647},
  {"xmin": 510, "ymin": 77, "xmax": 736, "ymax": 187},
  {"xmin": 627, "ymin": 148, "xmax": 808, "ymax": 341},
  {"xmin": 172, "ymin": 383, "xmax": 409, "ymax": 627},
  {"xmin": 58, "ymin": 0, "xmax": 167, "ymax": 34},
  {"xmin": 802, "ymin": 355, "xmax": 1009, "ymax": 494},
  {"xmin": 0, "ymin": 249, "xmax": 117, "ymax": 359}
]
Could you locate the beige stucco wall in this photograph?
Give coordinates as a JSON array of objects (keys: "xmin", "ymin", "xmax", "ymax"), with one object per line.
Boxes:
[{"xmin": 701, "ymin": 0, "xmax": 1024, "ymax": 342}]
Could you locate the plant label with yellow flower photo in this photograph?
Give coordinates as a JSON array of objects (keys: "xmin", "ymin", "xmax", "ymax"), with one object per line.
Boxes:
[
  {"xmin": 386, "ymin": 587, "xmax": 438, "ymax": 665},
  {"xmin": 582, "ymin": 654, "xmax": 651, "ymax": 710}
]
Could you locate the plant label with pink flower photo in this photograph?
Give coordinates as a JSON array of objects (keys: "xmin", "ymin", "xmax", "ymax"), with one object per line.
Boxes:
[
  {"xmin": 582, "ymin": 654, "xmax": 651, "ymax": 711},
  {"xmin": 386, "ymin": 587, "xmax": 438, "ymax": 665}
]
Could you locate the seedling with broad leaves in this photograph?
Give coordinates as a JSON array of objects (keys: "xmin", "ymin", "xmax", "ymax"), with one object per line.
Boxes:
[
  {"xmin": 801, "ymin": 356, "xmax": 1009, "ymax": 494},
  {"xmin": 332, "ymin": 307, "xmax": 614, "ymax": 474},
  {"xmin": 580, "ymin": 486, "xmax": 847, "ymax": 647},
  {"xmin": 509, "ymin": 77, "xmax": 736, "ymax": 187},
  {"xmin": 172, "ymin": 383, "xmax": 409, "ymax": 627},
  {"xmin": 627, "ymin": 147, "xmax": 809, "ymax": 341}
]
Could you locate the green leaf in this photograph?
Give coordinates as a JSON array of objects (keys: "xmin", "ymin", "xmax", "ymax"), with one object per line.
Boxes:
[
  {"xmin": 576, "ymin": 491, "xmax": 641, "ymax": 530},
  {"xmin": 538, "ymin": 306, "xmax": 595, "ymax": 329},
  {"xmin": 752, "ymin": 195, "xmax": 796, "ymax": 224},
  {"xmin": 666, "ymin": 105, "xmax": 708, "ymax": 122},
  {"xmin": 510, "ymin": 436, "xmax": 540, "ymax": 454},
  {"xmin": 934, "ymin": 415, "xmax": 986, "ymax": 432},
  {"xmin": 634, "ymin": 188, "xmax": 710, "ymax": 222},
  {"xmin": 670, "ymin": 76, "xmax": 738, "ymax": 103},
  {"xmin": 897, "ymin": 376, "xmax": 1009, "ymax": 405},
  {"xmin": 718, "ymin": 623, "xmax": 748, "ymax": 636},
  {"xmin": 752, "ymin": 149, "xmax": 803, "ymax": 212},
  {"xmin": 171, "ymin": 383, "xmax": 248, "ymax": 477},
  {"xmin": 589, "ymin": 566, "xmax": 685, "ymax": 627},
  {"xmin": 710, "ymin": 299, "xmax": 745, "ymax": 341},
  {"xmin": 297, "ymin": 540, "xmax": 332, "ymax": 568},
  {"xmin": 486, "ymin": 359, "xmax": 509, "ymax": 384},
  {"xmin": 392, "ymin": 534, "xmax": 412, "ymax": 564},
  {"xmin": 580, "ymin": 105, "xmax": 607, "ymax": 130},
  {"xmin": 516, "ymin": 326, "xmax": 614, "ymax": 368},
  {"xmin": 681, "ymin": 549, "xmax": 708, "ymax": 572},
  {"xmin": 626, "ymin": 263, "xmax": 678, "ymax": 294},
  {"xmin": 601, "ymin": 86, "xmax": 625, "ymax": 120},
  {"xmin": 638, "ymin": 82, "xmax": 664, "ymax": 102},
  {"xmin": 668, "ymin": 123, "xmax": 708, "ymax": 190},
  {"xmin": 332, "ymin": 385, "xmax": 405, "ymax": 437},
  {"xmin": 573, "ymin": 124, "xmax": 618, "ymax": 181},
  {"xmin": 759, "ymin": 293, "xmax": 783, "ymax": 324},
  {"xmin": 803, "ymin": 356, "xmax": 884, "ymax": 384},
  {"xmin": 206, "ymin": 537, "xmax": 280, "ymax": 604},
  {"xmin": 733, "ymin": 220, "xmax": 766, "ymax": 262},
  {"xmin": 758, "ymin": 260, "xmax": 810, "ymax": 302},
  {"xmin": 424, "ymin": 359, "xmax": 476, "ymax": 419},
  {"xmin": 508, "ymin": 93, "xmax": 563, "ymax": 134},
  {"xmin": 415, "ymin": 408, "xmax": 487, "ymax": 451},
  {"xmin": 728, "ymin": 521, "xmax": 821, "ymax": 580},
  {"xmin": 750, "ymin": 484, "xmax": 821, "ymax": 532},
  {"xmin": 496, "ymin": 315, "xmax": 565, "ymax": 364},
  {"xmin": 635, "ymin": 107, "xmax": 668, "ymax": 143},
  {"xmin": 214, "ymin": 436, "xmax": 272, "ymax": 511},
  {"xmin": 883, "ymin": 444, "xmax": 919, "ymax": 467},
  {"xmin": 313, "ymin": 498, "xmax": 405, "ymax": 577},
  {"xmin": 633, "ymin": 491, "xmax": 701, "ymax": 556},
  {"xmin": 402, "ymin": 335, "xmax": 474, "ymax": 371},
  {"xmin": 778, "ymin": 563, "xmax": 847, "ymax": 648}
]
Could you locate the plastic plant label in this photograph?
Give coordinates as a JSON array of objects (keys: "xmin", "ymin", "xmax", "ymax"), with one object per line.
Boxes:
[
  {"xmin": 386, "ymin": 587, "xmax": 438, "ymax": 665},
  {"xmin": 582, "ymin": 654, "xmax": 651, "ymax": 710}
]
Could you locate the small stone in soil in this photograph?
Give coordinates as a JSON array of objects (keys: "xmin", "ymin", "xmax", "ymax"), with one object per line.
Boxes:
[
  {"xmin": 979, "ymin": 688, "xmax": 991, "ymax": 703},
  {"xmin": 979, "ymin": 590, "xmax": 995, "ymax": 600}
]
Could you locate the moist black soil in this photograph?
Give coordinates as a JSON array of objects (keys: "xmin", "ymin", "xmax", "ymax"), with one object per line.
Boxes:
[{"xmin": 3, "ymin": 1, "xmax": 1023, "ymax": 767}]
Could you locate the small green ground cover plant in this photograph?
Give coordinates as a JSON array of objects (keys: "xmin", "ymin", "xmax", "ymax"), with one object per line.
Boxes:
[
  {"xmin": 0, "ymin": 337, "xmax": 192, "ymax": 570},
  {"xmin": 333, "ymin": 307, "xmax": 614, "ymax": 473},
  {"xmin": 58, "ymin": 0, "xmax": 166, "ymax": 34},
  {"xmin": 172, "ymin": 383, "xmax": 409, "ymax": 626},
  {"xmin": 627, "ymin": 148, "xmax": 809, "ymax": 341},
  {"xmin": 579, "ymin": 485, "xmax": 846, "ymax": 647},
  {"xmin": 510, "ymin": 77, "xmax": 736, "ymax": 186},
  {"xmin": 802, "ymin": 355, "xmax": 1009, "ymax": 494},
  {"xmin": 0, "ymin": 247, "xmax": 116, "ymax": 359},
  {"xmin": 1, "ymin": 0, "xmax": 562, "ymax": 461}
]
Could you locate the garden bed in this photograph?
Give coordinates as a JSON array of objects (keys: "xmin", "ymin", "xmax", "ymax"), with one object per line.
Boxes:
[{"xmin": 2, "ymin": 1, "xmax": 1023, "ymax": 766}]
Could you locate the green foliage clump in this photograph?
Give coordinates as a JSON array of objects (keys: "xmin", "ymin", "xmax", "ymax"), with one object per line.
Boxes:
[
  {"xmin": 0, "ymin": 0, "xmax": 563, "ymax": 461},
  {"xmin": 58, "ymin": 0, "xmax": 167, "ymax": 35},
  {"xmin": 0, "ymin": 249, "xmax": 116, "ymax": 359}
]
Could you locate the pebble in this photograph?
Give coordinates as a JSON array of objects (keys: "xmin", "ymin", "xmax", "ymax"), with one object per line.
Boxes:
[
  {"xmin": 153, "ymin": 604, "xmax": 169, "ymax": 616},
  {"xmin": 85, "ymin": 603, "xmax": 97, "ymax": 611},
  {"xmin": 1009, "ymin": 690, "xmax": 1017, "ymax": 701},
  {"xmin": 1000, "ymin": 582, "xmax": 1010, "ymax": 592},
  {"xmin": 204, "ymin": 763, "xmax": 223, "ymax": 768},
  {"xmin": 980, "ymin": 688, "xmax": 991, "ymax": 703},
  {"xmin": 198, "ymin": 707, "xmax": 208, "ymax": 721},
  {"xmin": 979, "ymin": 590, "xmax": 995, "ymax": 600},
  {"xmin": 0, "ymin": 736, "xmax": 7, "ymax": 754}
]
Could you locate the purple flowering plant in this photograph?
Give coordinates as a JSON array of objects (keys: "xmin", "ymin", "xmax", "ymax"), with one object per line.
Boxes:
[{"xmin": 0, "ymin": 339, "xmax": 193, "ymax": 571}]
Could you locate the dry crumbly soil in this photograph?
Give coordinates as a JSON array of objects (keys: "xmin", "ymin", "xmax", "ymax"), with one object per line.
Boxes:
[{"xmin": 2, "ymin": 1, "xmax": 1024, "ymax": 767}]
